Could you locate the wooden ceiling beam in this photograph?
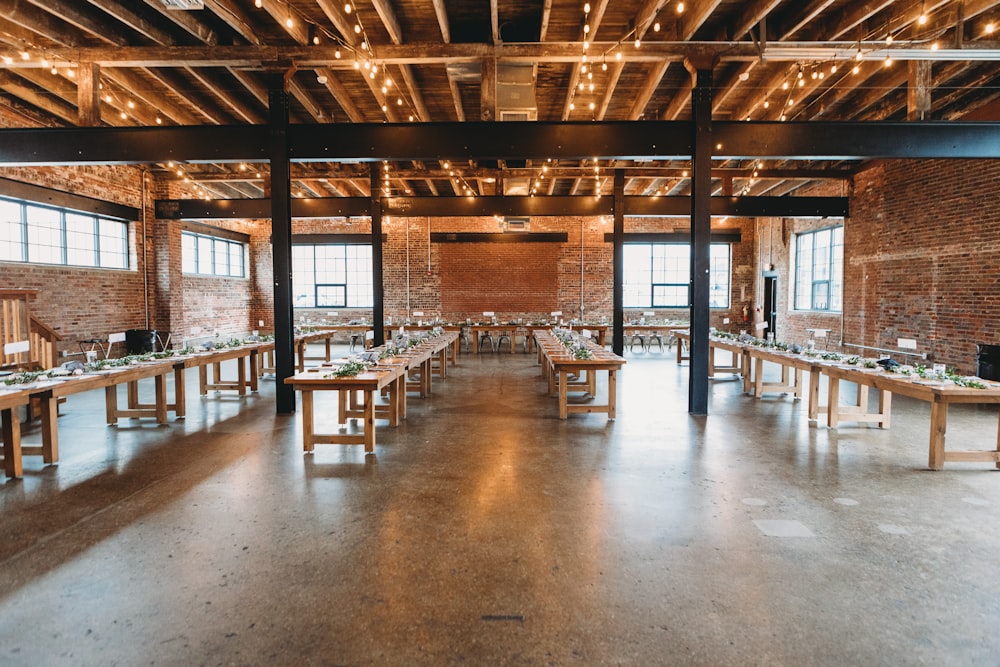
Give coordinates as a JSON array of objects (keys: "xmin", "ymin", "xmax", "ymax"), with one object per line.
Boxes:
[
  {"xmin": 21, "ymin": 0, "xmax": 128, "ymax": 45},
  {"xmin": 141, "ymin": 0, "xmax": 218, "ymax": 45},
  {"xmin": 316, "ymin": 67, "xmax": 366, "ymax": 122},
  {"xmin": 0, "ymin": 7, "xmax": 83, "ymax": 47},
  {"xmin": 83, "ymin": 0, "xmax": 176, "ymax": 45},
  {"xmin": 778, "ymin": 0, "xmax": 837, "ymax": 40},
  {"xmin": 184, "ymin": 66, "xmax": 264, "ymax": 124},
  {"xmin": 315, "ymin": 0, "xmax": 356, "ymax": 45},
  {"xmin": 628, "ymin": 61, "xmax": 669, "ymax": 119},
  {"xmin": 104, "ymin": 67, "xmax": 202, "ymax": 125},
  {"xmin": 203, "ymin": 0, "xmax": 263, "ymax": 45},
  {"xmin": 288, "ymin": 77, "xmax": 328, "ymax": 122},
  {"xmin": 679, "ymin": 0, "xmax": 724, "ymax": 41},
  {"xmin": 431, "ymin": 0, "xmax": 451, "ymax": 43},
  {"xmin": 371, "ymin": 0, "xmax": 404, "ymax": 45},
  {"xmin": 0, "ymin": 71, "xmax": 78, "ymax": 125}
]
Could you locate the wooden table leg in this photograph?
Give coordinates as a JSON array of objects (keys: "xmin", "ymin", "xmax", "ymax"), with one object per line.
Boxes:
[
  {"xmin": 879, "ymin": 390, "xmax": 892, "ymax": 428},
  {"xmin": 39, "ymin": 392, "xmax": 59, "ymax": 464},
  {"xmin": 301, "ymin": 389, "xmax": 315, "ymax": 452},
  {"xmin": 793, "ymin": 369, "xmax": 802, "ymax": 399},
  {"xmin": 249, "ymin": 351, "xmax": 259, "ymax": 392},
  {"xmin": 827, "ymin": 377, "xmax": 841, "ymax": 428},
  {"xmin": 174, "ymin": 367, "xmax": 186, "ymax": 418},
  {"xmin": 127, "ymin": 380, "xmax": 140, "ymax": 409},
  {"xmin": 398, "ymin": 375, "xmax": 408, "ymax": 419},
  {"xmin": 105, "ymin": 384, "xmax": 118, "ymax": 424},
  {"xmin": 608, "ymin": 370, "xmax": 617, "ymax": 420},
  {"xmin": 807, "ymin": 369, "xmax": 821, "ymax": 421},
  {"xmin": 754, "ymin": 358, "xmax": 764, "ymax": 398},
  {"xmin": 2, "ymin": 407, "xmax": 23, "ymax": 478},
  {"xmin": 928, "ymin": 399, "xmax": 947, "ymax": 470},
  {"xmin": 155, "ymin": 373, "xmax": 168, "ymax": 424},
  {"xmin": 199, "ymin": 365, "xmax": 208, "ymax": 396},
  {"xmin": 587, "ymin": 369, "xmax": 596, "ymax": 397},
  {"xmin": 558, "ymin": 370, "xmax": 569, "ymax": 420},
  {"xmin": 995, "ymin": 408, "xmax": 1000, "ymax": 470},
  {"xmin": 237, "ymin": 356, "xmax": 247, "ymax": 396},
  {"xmin": 363, "ymin": 389, "xmax": 375, "ymax": 453}
]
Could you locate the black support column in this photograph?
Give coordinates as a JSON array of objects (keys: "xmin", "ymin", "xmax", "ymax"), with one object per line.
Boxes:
[
  {"xmin": 612, "ymin": 169, "xmax": 625, "ymax": 356},
  {"xmin": 689, "ymin": 69, "xmax": 713, "ymax": 416},
  {"xmin": 370, "ymin": 168, "xmax": 385, "ymax": 347},
  {"xmin": 268, "ymin": 73, "xmax": 296, "ymax": 414}
]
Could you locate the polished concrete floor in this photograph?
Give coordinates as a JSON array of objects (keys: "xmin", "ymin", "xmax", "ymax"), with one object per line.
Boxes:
[{"xmin": 2, "ymin": 345, "xmax": 1000, "ymax": 666}]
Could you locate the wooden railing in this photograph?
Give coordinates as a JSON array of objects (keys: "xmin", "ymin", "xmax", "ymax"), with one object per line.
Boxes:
[{"xmin": 1, "ymin": 289, "xmax": 62, "ymax": 371}]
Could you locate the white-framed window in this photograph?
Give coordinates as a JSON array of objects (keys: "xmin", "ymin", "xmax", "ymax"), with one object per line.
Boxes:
[
  {"xmin": 794, "ymin": 225, "xmax": 843, "ymax": 312},
  {"xmin": 0, "ymin": 197, "xmax": 129, "ymax": 269},
  {"xmin": 623, "ymin": 242, "xmax": 731, "ymax": 308},
  {"xmin": 292, "ymin": 243, "xmax": 373, "ymax": 308},
  {"xmin": 181, "ymin": 230, "xmax": 245, "ymax": 277}
]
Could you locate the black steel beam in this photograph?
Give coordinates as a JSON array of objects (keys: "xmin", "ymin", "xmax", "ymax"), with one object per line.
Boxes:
[
  {"xmin": 268, "ymin": 77, "xmax": 295, "ymax": 414},
  {"xmin": 689, "ymin": 70, "xmax": 713, "ymax": 417},
  {"xmin": 371, "ymin": 168, "xmax": 385, "ymax": 348},
  {"xmin": 383, "ymin": 195, "xmax": 613, "ymax": 217},
  {"xmin": 714, "ymin": 121, "xmax": 1000, "ymax": 159},
  {"xmin": 0, "ymin": 177, "xmax": 139, "ymax": 220},
  {"xmin": 155, "ymin": 194, "xmax": 847, "ymax": 220},
  {"xmin": 292, "ymin": 234, "xmax": 385, "ymax": 244},
  {"xmin": 3, "ymin": 121, "xmax": 1000, "ymax": 166},
  {"xmin": 603, "ymin": 232, "xmax": 743, "ymax": 243},
  {"xmin": 612, "ymin": 170, "xmax": 625, "ymax": 356},
  {"xmin": 430, "ymin": 232, "xmax": 569, "ymax": 243},
  {"xmin": 0, "ymin": 126, "xmax": 268, "ymax": 165},
  {"xmin": 290, "ymin": 121, "xmax": 693, "ymax": 162}
]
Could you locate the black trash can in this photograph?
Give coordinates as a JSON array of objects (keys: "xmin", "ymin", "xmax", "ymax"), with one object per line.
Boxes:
[
  {"xmin": 126, "ymin": 329, "xmax": 157, "ymax": 355},
  {"xmin": 976, "ymin": 343, "xmax": 1000, "ymax": 381}
]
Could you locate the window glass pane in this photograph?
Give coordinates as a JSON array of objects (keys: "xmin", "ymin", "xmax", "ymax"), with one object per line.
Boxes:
[
  {"xmin": 652, "ymin": 284, "xmax": 688, "ymax": 307},
  {"xmin": 316, "ymin": 285, "xmax": 347, "ymax": 307},
  {"xmin": 623, "ymin": 245, "xmax": 652, "ymax": 308},
  {"xmin": 293, "ymin": 243, "xmax": 373, "ymax": 308},
  {"xmin": 197, "ymin": 236, "xmax": 213, "ymax": 274},
  {"xmin": 229, "ymin": 241, "xmax": 244, "ymax": 277},
  {"xmin": 794, "ymin": 225, "xmax": 843, "ymax": 312},
  {"xmin": 26, "ymin": 205, "xmax": 62, "ymax": 264},
  {"xmin": 182, "ymin": 232, "xmax": 197, "ymax": 273},
  {"xmin": 0, "ymin": 200, "xmax": 24, "ymax": 261},
  {"xmin": 98, "ymin": 218, "xmax": 128, "ymax": 269},
  {"xmin": 709, "ymin": 244, "xmax": 731, "ymax": 308},
  {"xmin": 66, "ymin": 213, "xmax": 97, "ymax": 266},
  {"xmin": 213, "ymin": 239, "xmax": 229, "ymax": 275}
]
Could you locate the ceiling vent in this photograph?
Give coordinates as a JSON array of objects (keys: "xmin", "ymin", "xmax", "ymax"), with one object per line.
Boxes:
[
  {"xmin": 497, "ymin": 63, "xmax": 537, "ymax": 121},
  {"xmin": 160, "ymin": 0, "xmax": 205, "ymax": 9},
  {"xmin": 503, "ymin": 216, "xmax": 530, "ymax": 232}
]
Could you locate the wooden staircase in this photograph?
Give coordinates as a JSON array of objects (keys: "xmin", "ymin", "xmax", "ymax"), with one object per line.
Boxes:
[{"xmin": 1, "ymin": 289, "xmax": 62, "ymax": 371}]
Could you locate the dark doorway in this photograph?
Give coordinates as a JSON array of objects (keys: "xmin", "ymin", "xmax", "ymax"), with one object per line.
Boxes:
[{"xmin": 762, "ymin": 271, "xmax": 778, "ymax": 340}]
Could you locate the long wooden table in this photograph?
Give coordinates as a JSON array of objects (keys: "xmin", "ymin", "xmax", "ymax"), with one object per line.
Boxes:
[
  {"xmin": 674, "ymin": 331, "xmax": 749, "ymax": 384},
  {"xmin": 0, "ymin": 344, "xmax": 265, "ymax": 477},
  {"xmin": 284, "ymin": 331, "xmax": 459, "ymax": 453},
  {"xmin": 534, "ymin": 330, "xmax": 626, "ymax": 420}
]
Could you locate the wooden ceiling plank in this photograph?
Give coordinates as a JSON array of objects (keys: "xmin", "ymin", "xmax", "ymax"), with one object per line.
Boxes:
[
  {"xmin": 203, "ymin": 0, "xmax": 263, "ymax": 45},
  {"xmin": 370, "ymin": 0, "xmax": 404, "ymax": 45},
  {"xmin": 447, "ymin": 69, "xmax": 465, "ymax": 121},
  {"xmin": 316, "ymin": 67, "xmax": 366, "ymax": 122},
  {"xmin": 141, "ymin": 0, "xmax": 218, "ymax": 45},
  {"xmin": 185, "ymin": 66, "xmax": 264, "ymax": 124},
  {"xmin": 22, "ymin": 0, "xmax": 128, "ymax": 46},
  {"xmin": 539, "ymin": 0, "xmax": 553, "ymax": 42},
  {"xmin": 143, "ymin": 66, "xmax": 228, "ymax": 123},
  {"xmin": 315, "ymin": 0, "xmax": 356, "ymax": 45},
  {"xmin": 0, "ymin": 71, "xmax": 78, "ymax": 125},
  {"xmin": 287, "ymin": 78, "xmax": 328, "ymax": 122},
  {"xmin": 84, "ymin": 0, "xmax": 177, "ymax": 45},
  {"xmin": 778, "ymin": 0, "xmax": 837, "ymax": 40},
  {"xmin": 627, "ymin": 61, "xmax": 669, "ymax": 120},
  {"xmin": 679, "ymin": 0, "xmax": 724, "ymax": 41},
  {"xmin": 397, "ymin": 64, "xmax": 430, "ymax": 121},
  {"xmin": 103, "ymin": 67, "xmax": 201, "ymax": 124},
  {"xmin": 257, "ymin": 0, "xmax": 310, "ymax": 45},
  {"xmin": 729, "ymin": 0, "xmax": 783, "ymax": 41},
  {"xmin": 0, "ymin": 6, "xmax": 83, "ymax": 47},
  {"xmin": 596, "ymin": 62, "xmax": 625, "ymax": 119},
  {"xmin": 431, "ymin": 0, "xmax": 451, "ymax": 43}
]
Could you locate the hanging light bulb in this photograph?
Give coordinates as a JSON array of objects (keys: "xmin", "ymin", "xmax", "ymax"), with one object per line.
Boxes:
[
  {"xmin": 886, "ymin": 33, "xmax": 893, "ymax": 45},
  {"xmin": 677, "ymin": 1, "xmax": 685, "ymax": 13},
  {"xmin": 763, "ymin": 100, "xmax": 770, "ymax": 109},
  {"xmin": 884, "ymin": 54, "xmax": 893, "ymax": 67},
  {"xmin": 634, "ymin": 38, "xmax": 641, "ymax": 48},
  {"xmin": 584, "ymin": 3, "xmax": 591, "ymax": 13},
  {"xmin": 344, "ymin": 2, "xmax": 351, "ymax": 13},
  {"xmin": 602, "ymin": 62, "xmax": 607, "ymax": 71},
  {"xmin": 852, "ymin": 64, "xmax": 860, "ymax": 75},
  {"xmin": 335, "ymin": 49, "xmax": 341, "ymax": 59},
  {"xmin": 830, "ymin": 64, "xmax": 837, "ymax": 74},
  {"xmin": 653, "ymin": 21, "xmax": 660, "ymax": 32},
  {"xmin": 255, "ymin": 0, "xmax": 262, "ymax": 7}
]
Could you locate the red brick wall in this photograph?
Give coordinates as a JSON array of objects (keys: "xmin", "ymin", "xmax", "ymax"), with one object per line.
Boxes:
[
  {"xmin": 439, "ymin": 242, "xmax": 559, "ymax": 314},
  {"xmin": 846, "ymin": 160, "xmax": 1000, "ymax": 373}
]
